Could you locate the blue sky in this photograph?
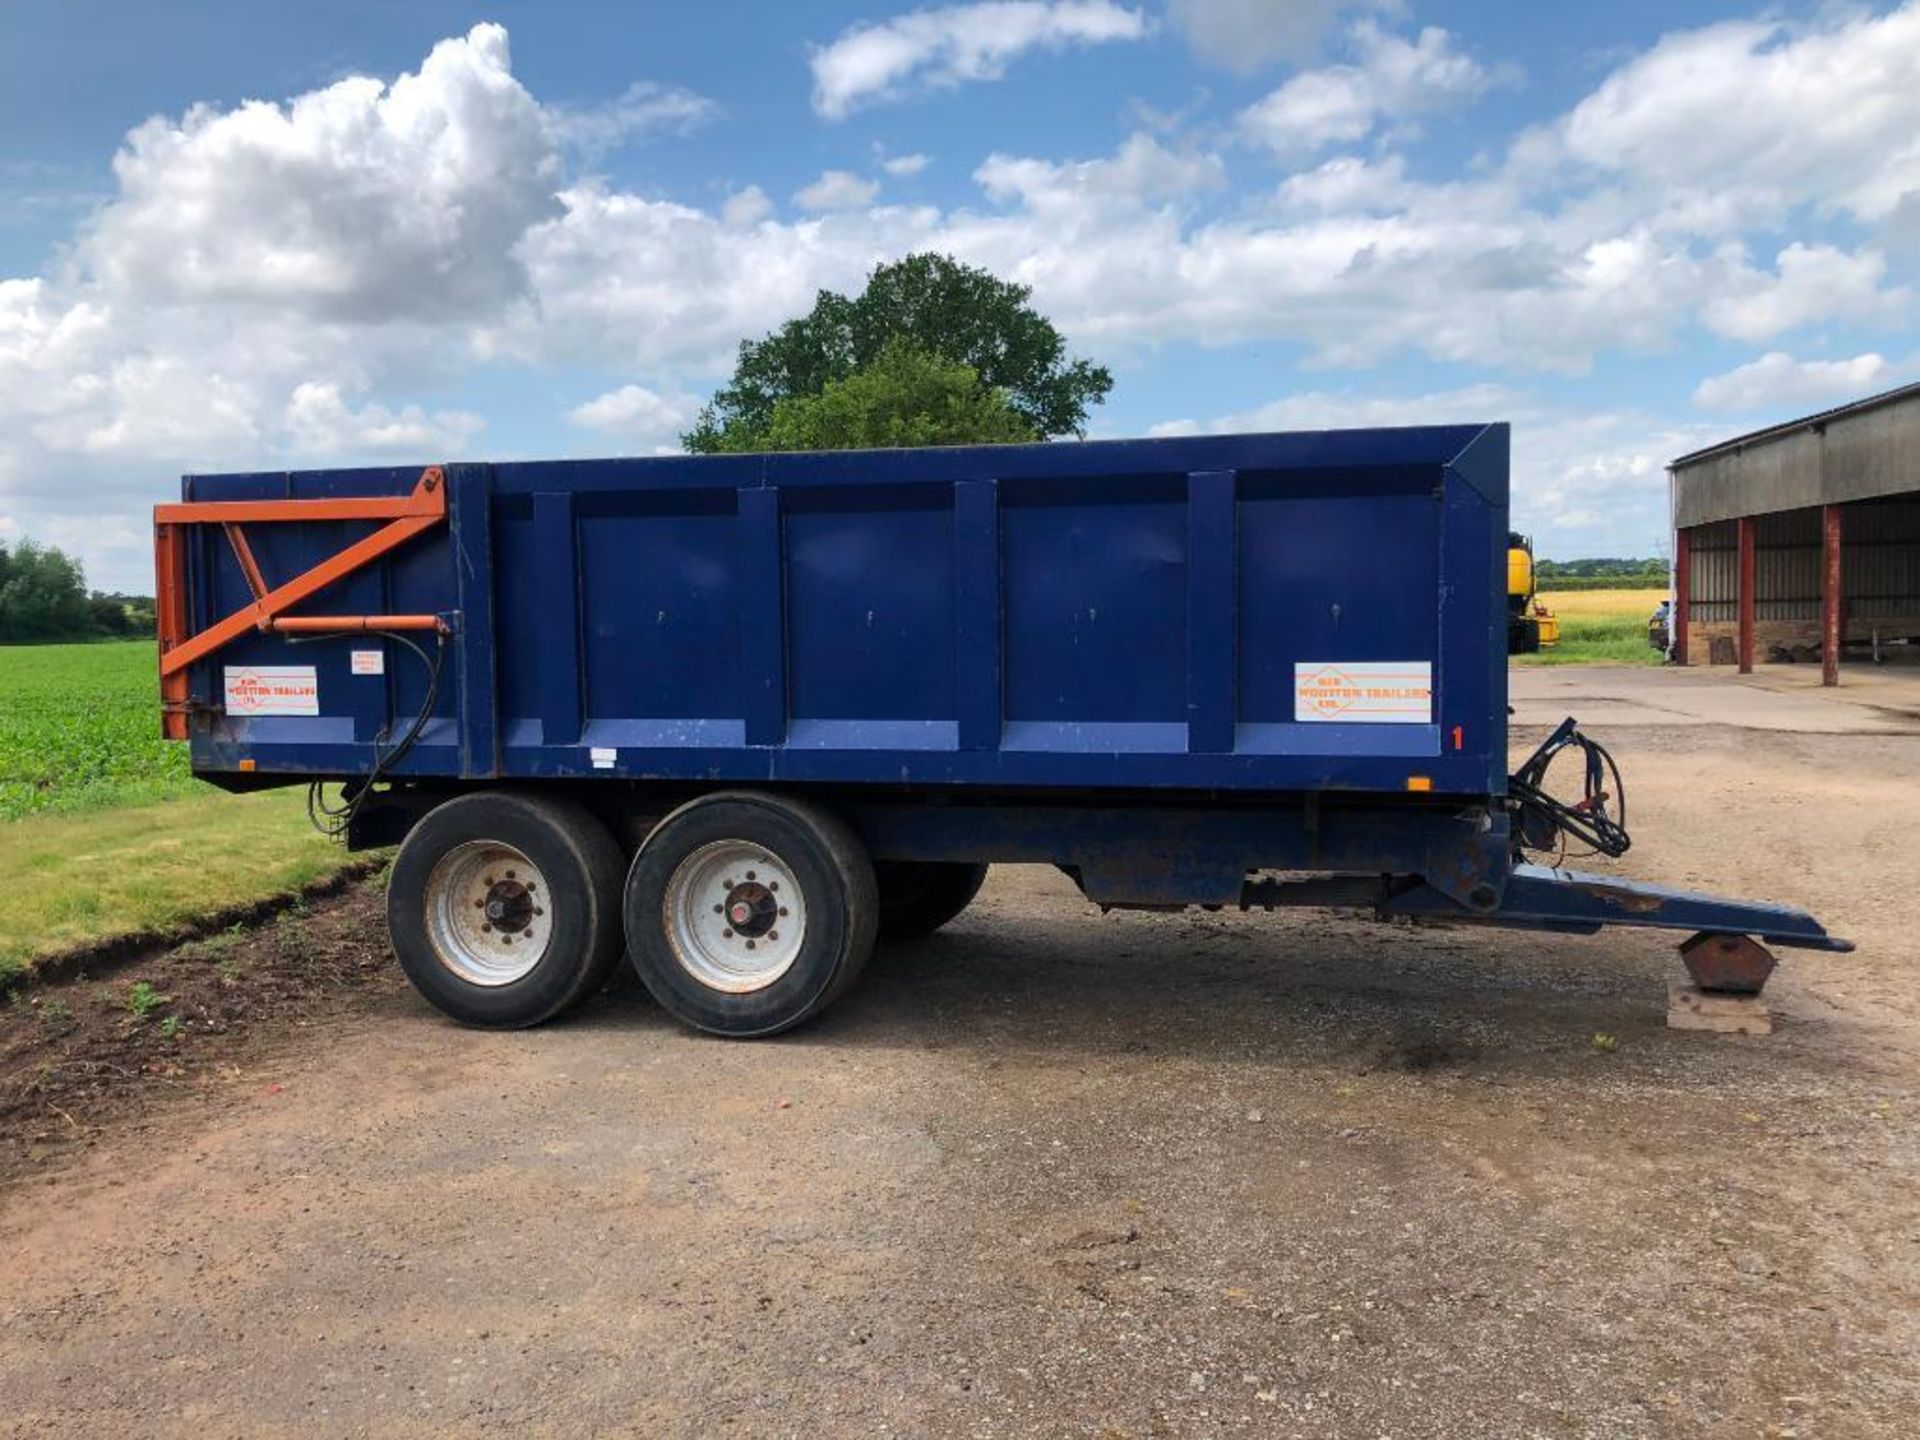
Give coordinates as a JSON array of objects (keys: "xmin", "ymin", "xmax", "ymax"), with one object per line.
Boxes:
[{"xmin": 3, "ymin": 0, "xmax": 1917, "ymax": 590}]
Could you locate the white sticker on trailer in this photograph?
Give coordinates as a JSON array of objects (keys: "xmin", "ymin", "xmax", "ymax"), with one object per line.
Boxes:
[
  {"xmin": 350, "ymin": 649, "xmax": 384, "ymax": 676},
  {"xmin": 1294, "ymin": 662, "xmax": 1432, "ymax": 723},
  {"xmin": 590, "ymin": 747, "xmax": 617, "ymax": 770},
  {"xmin": 224, "ymin": 665, "xmax": 320, "ymax": 717}
]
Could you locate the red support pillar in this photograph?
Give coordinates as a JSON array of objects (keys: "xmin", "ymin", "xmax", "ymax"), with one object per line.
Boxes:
[
  {"xmin": 1822, "ymin": 504, "xmax": 1843, "ymax": 687},
  {"xmin": 1737, "ymin": 516, "xmax": 1756, "ymax": 674},
  {"xmin": 1672, "ymin": 527, "xmax": 1691, "ymax": 665}
]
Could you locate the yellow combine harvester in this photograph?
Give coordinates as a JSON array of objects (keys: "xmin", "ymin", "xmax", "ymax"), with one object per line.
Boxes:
[{"xmin": 1506, "ymin": 532, "xmax": 1559, "ymax": 654}]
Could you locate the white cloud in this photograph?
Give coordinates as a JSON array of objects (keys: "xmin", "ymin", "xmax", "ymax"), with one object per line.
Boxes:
[
  {"xmin": 87, "ymin": 23, "xmax": 558, "ymax": 322},
  {"xmin": 809, "ymin": 1, "xmax": 1149, "ymax": 118},
  {"xmin": 1701, "ymin": 243, "xmax": 1906, "ymax": 342},
  {"xmin": 283, "ymin": 381, "xmax": 484, "ymax": 455},
  {"xmin": 1532, "ymin": 6, "xmax": 1920, "ymax": 229},
  {"xmin": 975, "ymin": 132, "xmax": 1225, "ymax": 214},
  {"xmin": 880, "ymin": 152, "xmax": 932, "ymax": 177},
  {"xmin": 1692, "ymin": 351, "xmax": 1896, "ymax": 413},
  {"xmin": 1167, "ymin": 0, "xmax": 1361, "ymax": 73},
  {"xmin": 1239, "ymin": 22, "xmax": 1493, "ymax": 159},
  {"xmin": 567, "ymin": 383, "xmax": 701, "ymax": 447},
  {"xmin": 1272, "ymin": 151, "xmax": 1413, "ymax": 214},
  {"xmin": 720, "ymin": 185, "xmax": 774, "ymax": 227},
  {"xmin": 795, "ymin": 169, "xmax": 882, "ymax": 212},
  {"xmin": 547, "ymin": 81, "xmax": 717, "ymax": 157}
]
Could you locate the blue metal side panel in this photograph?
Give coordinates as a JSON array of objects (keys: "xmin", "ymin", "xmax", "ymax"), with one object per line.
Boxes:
[
  {"xmin": 952, "ymin": 480, "xmax": 1002, "ymax": 752},
  {"xmin": 786, "ymin": 486, "xmax": 956, "ymax": 741},
  {"xmin": 1185, "ymin": 471, "xmax": 1237, "ymax": 755},
  {"xmin": 737, "ymin": 486, "xmax": 786, "ymax": 749},
  {"xmin": 184, "ymin": 426, "xmax": 1511, "ymax": 800},
  {"xmin": 575, "ymin": 488, "xmax": 742, "ymax": 749},
  {"xmin": 1001, "ymin": 473, "xmax": 1188, "ymax": 753},
  {"xmin": 1442, "ymin": 422, "xmax": 1510, "ymax": 796},
  {"xmin": 1234, "ymin": 468, "xmax": 1443, "ymax": 762},
  {"xmin": 533, "ymin": 492, "xmax": 582, "ymax": 748},
  {"xmin": 449, "ymin": 463, "xmax": 499, "ymax": 778}
]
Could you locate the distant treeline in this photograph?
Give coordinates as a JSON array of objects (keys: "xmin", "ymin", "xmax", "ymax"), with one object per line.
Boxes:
[
  {"xmin": 0, "ymin": 539, "xmax": 154, "ymax": 643},
  {"xmin": 1535, "ymin": 557, "xmax": 1668, "ymax": 590}
]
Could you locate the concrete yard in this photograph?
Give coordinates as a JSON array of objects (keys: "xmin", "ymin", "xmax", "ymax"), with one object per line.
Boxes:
[
  {"xmin": 4, "ymin": 667, "xmax": 1919, "ymax": 1438},
  {"xmin": 1511, "ymin": 660, "xmax": 1920, "ymax": 734}
]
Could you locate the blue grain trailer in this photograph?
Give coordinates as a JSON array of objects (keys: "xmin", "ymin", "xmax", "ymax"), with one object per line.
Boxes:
[{"xmin": 152, "ymin": 426, "xmax": 1847, "ymax": 1035}]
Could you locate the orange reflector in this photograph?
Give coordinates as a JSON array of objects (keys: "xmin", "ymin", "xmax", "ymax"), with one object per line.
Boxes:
[
  {"xmin": 1405, "ymin": 775, "xmax": 1432, "ymax": 792},
  {"xmin": 238, "ymin": 758, "xmax": 257, "ymax": 773}
]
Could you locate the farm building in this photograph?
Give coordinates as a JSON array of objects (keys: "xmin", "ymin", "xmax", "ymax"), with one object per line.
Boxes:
[{"xmin": 1669, "ymin": 383, "xmax": 1920, "ymax": 683}]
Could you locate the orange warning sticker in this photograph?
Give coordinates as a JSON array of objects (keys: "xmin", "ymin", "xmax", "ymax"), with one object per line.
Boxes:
[
  {"xmin": 224, "ymin": 665, "xmax": 320, "ymax": 717},
  {"xmin": 1294, "ymin": 662, "xmax": 1432, "ymax": 723}
]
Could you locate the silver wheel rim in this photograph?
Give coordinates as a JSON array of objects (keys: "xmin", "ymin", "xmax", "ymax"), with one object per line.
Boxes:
[
  {"xmin": 423, "ymin": 840, "xmax": 552, "ymax": 987},
  {"xmin": 663, "ymin": 839, "xmax": 808, "ymax": 993}
]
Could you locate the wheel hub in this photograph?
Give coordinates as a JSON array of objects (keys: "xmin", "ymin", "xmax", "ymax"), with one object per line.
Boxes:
[
  {"xmin": 484, "ymin": 879, "xmax": 536, "ymax": 934},
  {"xmin": 724, "ymin": 882, "xmax": 777, "ymax": 937}
]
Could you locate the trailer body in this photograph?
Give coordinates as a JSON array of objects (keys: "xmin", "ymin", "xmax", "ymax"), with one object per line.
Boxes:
[{"xmin": 154, "ymin": 426, "xmax": 1847, "ymax": 1034}]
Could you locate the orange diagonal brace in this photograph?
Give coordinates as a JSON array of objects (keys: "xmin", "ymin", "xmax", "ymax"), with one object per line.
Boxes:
[
  {"xmin": 224, "ymin": 523, "xmax": 269, "ymax": 601},
  {"xmin": 155, "ymin": 466, "xmax": 448, "ymax": 686}
]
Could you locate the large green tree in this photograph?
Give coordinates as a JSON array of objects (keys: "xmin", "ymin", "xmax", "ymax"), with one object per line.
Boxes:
[
  {"xmin": 704, "ymin": 339, "xmax": 1036, "ymax": 454},
  {"xmin": 684, "ymin": 253, "xmax": 1110, "ymax": 452}
]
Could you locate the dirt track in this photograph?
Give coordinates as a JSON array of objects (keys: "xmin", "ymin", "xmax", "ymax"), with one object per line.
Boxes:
[{"xmin": 3, "ymin": 715, "xmax": 1919, "ymax": 1438}]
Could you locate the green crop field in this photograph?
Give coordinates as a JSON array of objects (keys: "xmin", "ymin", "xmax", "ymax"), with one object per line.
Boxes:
[
  {"xmin": 1512, "ymin": 589, "xmax": 1668, "ymax": 667},
  {"xmin": 0, "ymin": 641, "xmax": 193, "ymax": 819},
  {"xmin": 0, "ymin": 641, "xmax": 353, "ymax": 983}
]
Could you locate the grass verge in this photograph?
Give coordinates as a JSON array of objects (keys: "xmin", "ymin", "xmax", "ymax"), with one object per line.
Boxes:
[{"xmin": 0, "ymin": 787, "xmax": 355, "ymax": 982}]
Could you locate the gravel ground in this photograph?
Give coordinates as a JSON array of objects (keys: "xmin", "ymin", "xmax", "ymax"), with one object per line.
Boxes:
[{"xmin": 2, "ymin": 719, "xmax": 1917, "ymax": 1439}]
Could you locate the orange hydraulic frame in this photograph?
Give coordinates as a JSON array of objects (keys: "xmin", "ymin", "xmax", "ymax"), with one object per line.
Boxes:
[{"xmin": 154, "ymin": 465, "xmax": 449, "ymax": 738}]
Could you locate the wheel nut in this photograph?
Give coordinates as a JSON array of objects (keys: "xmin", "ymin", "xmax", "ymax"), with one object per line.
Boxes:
[
  {"xmin": 746, "ymin": 870, "xmax": 756, "ymax": 881},
  {"xmin": 745, "ymin": 939, "xmax": 756, "ymax": 950},
  {"xmin": 533, "ymin": 907, "xmax": 543, "ymax": 917},
  {"xmin": 778, "ymin": 907, "xmax": 788, "ymax": 917},
  {"xmin": 713, "ymin": 904, "xmax": 723, "ymax": 914},
  {"xmin": 723, "ymin": 929, "xmax": 734, "ymax": 939},
  {"xmin": 481, "ymin": 923, "xmax": 493, "ymax": 933},
  {"xmin": 769, "ymin": 882, "xmax": 779, "ymax": 892},
  {"xmin": 768, "ymin": 930, "xmax": 779, "ymax": 941}
]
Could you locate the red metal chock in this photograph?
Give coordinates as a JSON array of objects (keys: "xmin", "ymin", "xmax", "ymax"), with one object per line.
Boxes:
[{"xmin": 1680, "ymin": 932, "xmax": 1777, "ymax": 996}]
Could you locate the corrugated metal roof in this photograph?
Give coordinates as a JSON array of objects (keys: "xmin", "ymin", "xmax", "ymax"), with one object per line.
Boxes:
[{"xmin": 1671, "ymin": 380, "xmax": 1920, "ymax": 470}]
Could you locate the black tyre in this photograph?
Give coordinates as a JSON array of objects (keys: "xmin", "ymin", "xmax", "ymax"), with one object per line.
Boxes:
[
  {"xmin": 625, "ymin": 791, "xmax": 878, "ymax": 1037},
  {"xmin": 875, "ymin": 860, "xmax": 988, "ymax": 942},
  {"xmin": 387, "ymin": 791, "xmax": 626, "ymax": 1028}
]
